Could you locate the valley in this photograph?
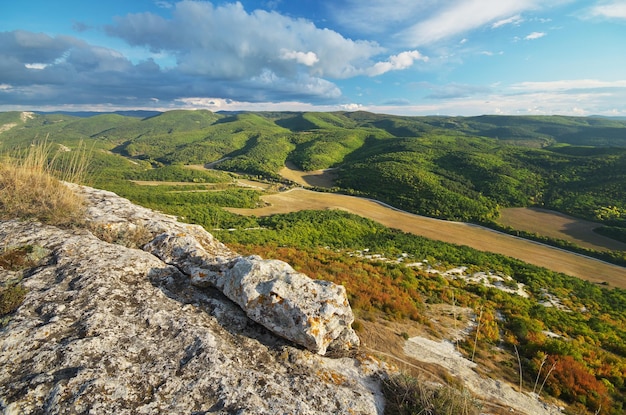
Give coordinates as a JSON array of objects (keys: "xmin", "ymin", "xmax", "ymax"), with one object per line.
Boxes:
[
  {"xmin": 225, "ymin": 162, "xmax": 626, "ymax": 288},
  {"xmin": 227, "ymin": 187, "xmax": 626, "ymax": 288}
]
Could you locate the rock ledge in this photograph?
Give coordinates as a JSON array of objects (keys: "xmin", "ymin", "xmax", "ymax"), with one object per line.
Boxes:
[{"xmin": 0, "ymin": 185, "xmax": 381, "ymax": 415}]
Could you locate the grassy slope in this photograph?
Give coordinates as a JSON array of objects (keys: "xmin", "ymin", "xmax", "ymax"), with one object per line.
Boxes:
[{"xmin": 2, "ymin": 109, "xmax": 626, "ymax": 230}]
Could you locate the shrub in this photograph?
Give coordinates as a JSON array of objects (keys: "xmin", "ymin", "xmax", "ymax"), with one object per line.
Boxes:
[{"xmin": 0, "ymin": 283, "xmax": 27, "ymax": 316}]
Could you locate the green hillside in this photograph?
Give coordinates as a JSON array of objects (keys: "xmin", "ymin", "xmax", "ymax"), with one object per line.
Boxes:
[{"xmin": 2, "ymin": 109, "xmax": 625, "ymax": 228}]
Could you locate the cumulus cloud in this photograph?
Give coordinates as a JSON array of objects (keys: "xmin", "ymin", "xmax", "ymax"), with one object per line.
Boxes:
[
  {"xmin": 340, "ymin": 103, "xmax": 363, "ymax": 111},
  {"xmin": 105, "ymin": 1, "xmax": 382, "ymax": 80},
  {"xmin": 5, "ymin": 1, "xmax": 423, "ymax": 109},
  {"xmin": 367, "ymin": 50, "xmax": 428, "ymax": 76},
  {"xmin": 280, "ymin": 50, "xmax": 319, "ymax": 66},
  {"xmin": 171, "ymin": 97, "xmax": 355, "ymax": 113},
  {"xmin": 524, "ymin": 31, "xmax": 546, "ymax": 40},
  {"xmin": 0, "ymin": 30, "xmax": 83, "ymax": 66}
]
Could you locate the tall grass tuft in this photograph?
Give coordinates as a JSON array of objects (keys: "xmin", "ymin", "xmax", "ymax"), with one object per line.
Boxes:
[
  {"xmin": 0, "ymin": 139, "xmax": 90, "ymax": 227},
  {"xmin": 382, "ymin": 373, "xmax": 480, "ymax": 415}
]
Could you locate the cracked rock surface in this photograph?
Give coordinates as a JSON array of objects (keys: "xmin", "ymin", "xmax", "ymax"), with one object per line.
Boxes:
[{"xmin": 0, "ymin": 185, "xmax": 382, "ymax": 415}]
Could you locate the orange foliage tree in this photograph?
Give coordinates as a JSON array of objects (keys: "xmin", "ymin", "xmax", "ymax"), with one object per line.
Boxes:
[{"xmin": 545, "ymin": 355, "xmax": 611, "ymax": 414}]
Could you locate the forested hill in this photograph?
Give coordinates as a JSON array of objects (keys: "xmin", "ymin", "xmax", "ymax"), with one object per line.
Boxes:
[{"xmin": 2, "ymin": 110, "xmax": 626, "ymax": 229}]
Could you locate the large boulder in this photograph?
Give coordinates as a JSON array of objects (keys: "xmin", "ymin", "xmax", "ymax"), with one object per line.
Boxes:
[{"xmin": 146, "ymin": 232, "xmax": 360, "ymax": 355}]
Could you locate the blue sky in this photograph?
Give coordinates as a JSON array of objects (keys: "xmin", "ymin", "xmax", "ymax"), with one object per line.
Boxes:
[{"xmin": 1, "ymin": 0, "xmax": 626, "ymax": 115}]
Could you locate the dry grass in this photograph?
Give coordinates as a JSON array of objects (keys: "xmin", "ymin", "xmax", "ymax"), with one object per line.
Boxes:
[
  {"xmin": 279, "ymin": 161, "xmax": 337, "ymax": 188},
  {"xmin": 0, "ymin": 140, "xmax": 88, "ymax": 227},
  {"xmin": 87, "ymin": 222, "xmax": 154, "ymax": 249},
  {"xmin": 498, "ymin": 207, "xmax": 626, "ymax": 252},
  {"xmin": 227, "ymin": 188, "xmax": 626, "ymax": 288},
  {"xmin": 382, "ymin": 372, "xmax": 480, "ymax": 415}
]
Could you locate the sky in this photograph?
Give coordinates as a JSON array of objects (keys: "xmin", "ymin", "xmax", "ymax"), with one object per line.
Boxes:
[{"xmin": 1, "ymin": 0, "xmax": 626, "ymax": 116}]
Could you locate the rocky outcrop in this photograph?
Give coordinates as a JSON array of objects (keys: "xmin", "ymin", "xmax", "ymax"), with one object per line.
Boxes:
[
  {"xmin": 85, "ymin": 185, "xmax": 358, "ymax": 355},
  {"xmin": 146, "ymin": 232, "xmax": 360, "ymax": 355},
  {"xmin": 0, "ymin": 185, "xmax": 382, "ymax": 414}
]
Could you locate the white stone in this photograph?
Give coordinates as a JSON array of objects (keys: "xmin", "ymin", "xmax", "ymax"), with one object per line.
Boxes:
[{"xmin": 145, "ymin": 232, "xmax": 360, "ymax": 355}]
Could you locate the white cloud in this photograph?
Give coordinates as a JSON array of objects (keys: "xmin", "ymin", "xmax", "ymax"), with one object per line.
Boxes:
[
  {"xmin": 172, "ymin": 97, "xmax": 358, "ymax": 113},
  {"xmin": 4, "ymin": 1, "xmax": 623, "ymax": 117},
  {"xmin": 510, "ymin": 79, "xmax": 626, "ymax": 91},
  {"xmin": 328, "ymin": 0, "xmax": 434, "ymax": 34},
  {"xmin": 492, "ymin": 14, "xmax": 524, "ymax": 28},
  {"xmin": 366, "ymin": 50, "xmax": 428, "ymax": 76},
  {"xmin": 524, "ymin": 31, "xmax": 546, "ymax": 40},
  {"xmin": 174, "ymin": 97, "xmax": 228, "ymax": 108},
  {"xmin": 154, "ymin": 1, "xmax": 173, "ymax": 9},
  {"xmin": 586, "ymin": 2, "xmax": 626, "ymax": 19},
  {"xmin": 25, "ymin": 63, "xmax": 48, "ymax": 69},
  {"xmin": 362, "ymin": 88, "xmax": 626, "ymax": 117},
  {"xmin": 398, "ymin": 0, "xmax": 542, "ymax": 46},
  {"xmin": 280, "ymin": 50, "xmax": 319, "ymax": 66},
  {"xmin": 340, "ymin": 103, "xmax": 363, "ymax": 111},
  {"xmin": 106, "ymin": 1, "xmax": 383, "ymax": 80},
  {"xmin": 355, "ymin": 78, "xmax": 626, "ymax": 117}
]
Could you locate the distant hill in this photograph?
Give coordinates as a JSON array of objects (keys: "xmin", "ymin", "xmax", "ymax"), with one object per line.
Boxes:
[
  {"xmin": 1, "ymin": 109, "xmax": 625, "ymax": 228},
  {"xmin": 34, "ymin": 110, "xmax": 162, "ymax": 118}
]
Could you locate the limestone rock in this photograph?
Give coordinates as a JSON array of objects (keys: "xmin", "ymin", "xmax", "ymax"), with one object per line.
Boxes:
[
  {"xmin": 0, "ymin": 185, "xmax": 381, "ymax": 414},
  {"xmin": 224, "ymin": 255, "xmax": 360, "ymax": 355},
  {"xmin": 146, "ymin": 232, "xmax": 360, "ymax": 355}
]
